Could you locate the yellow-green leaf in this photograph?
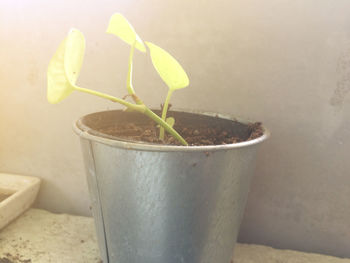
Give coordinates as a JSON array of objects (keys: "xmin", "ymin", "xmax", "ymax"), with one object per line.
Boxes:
[
  {"xmin": 146, "ymin": 42, "xmax": 189, "ymax": 90},
  {"xmin": 47, "ymin": 29, "xmax": 85, "ymax": 104},
  {"xmin": 64, "ymin": 29, "xmax": 85, "ymax": 86},
  {"xmin": 106, "ymin": 13, "xmax": 146, "ymax": 52}
]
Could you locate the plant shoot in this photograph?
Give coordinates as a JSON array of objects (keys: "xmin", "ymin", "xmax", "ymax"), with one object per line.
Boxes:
[
  {"xmin": 146, "ymin": 42, "xmax": 189, "ymax": 140},
  {"xmin": 47, "ymin": 13, "xmax": 189, "ymax": 145}
]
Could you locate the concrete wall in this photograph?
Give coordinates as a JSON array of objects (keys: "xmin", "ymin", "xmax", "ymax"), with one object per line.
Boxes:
[{"xmin": 0, "ymin": 0, "xmax": 349, "ymax": 258}]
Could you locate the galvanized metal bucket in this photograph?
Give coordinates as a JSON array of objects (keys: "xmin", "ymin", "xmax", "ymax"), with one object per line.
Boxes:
[{"xmin": 74, "ymin": 110, "xmax": 269, "ymax": 263}]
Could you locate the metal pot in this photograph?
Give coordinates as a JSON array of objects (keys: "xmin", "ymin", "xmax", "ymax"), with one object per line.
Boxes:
[{"xmin": 74, "ymin": 110, "xmax": 269, "ymax": 263}]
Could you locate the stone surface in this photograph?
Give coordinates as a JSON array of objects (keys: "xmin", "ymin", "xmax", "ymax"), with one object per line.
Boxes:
[
  {"xmin": 0, "ymin": 209, "xmax": 100, "ymax": 263},
  {"xmin": 0, "ymin": 173, "xmax": 40, "ymax": 231},
  {"xmin": 0, "ymin": 209, "xmax": 349, "ymax": 263},
  {"xmin": 234, "ymin": 244, "xmax": 350, "ymax": 263}
]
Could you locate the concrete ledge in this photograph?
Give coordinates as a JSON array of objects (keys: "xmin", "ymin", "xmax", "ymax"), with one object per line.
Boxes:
[
  {"xmin": 0, "ymin": 209, "xmax": 99, "ymax": 263},
  {"xmin": 233, "ymin": 244, "xmax": 350, "ymax": 263},
  {"xmin": 0, "ymin": 209, "xmax": 349, "ymax": 263}
]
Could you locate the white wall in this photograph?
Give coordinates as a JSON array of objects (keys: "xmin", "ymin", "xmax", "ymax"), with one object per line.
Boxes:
[{"xmin": 0, "ymin": 0, "xmax": 349, "ymax": 258}]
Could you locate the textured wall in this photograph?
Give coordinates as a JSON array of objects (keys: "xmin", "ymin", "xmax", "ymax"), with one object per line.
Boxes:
[{"xmin": 0, "ymin": 0, "xmax": 349, "ymax": 258}]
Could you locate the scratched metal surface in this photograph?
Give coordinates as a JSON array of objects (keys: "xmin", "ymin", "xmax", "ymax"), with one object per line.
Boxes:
[{"xmin": 75, "ymin": 110, "xmax": 268, "ymax": 263}]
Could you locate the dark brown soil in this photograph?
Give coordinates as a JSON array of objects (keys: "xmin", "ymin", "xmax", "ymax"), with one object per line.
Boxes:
[
  {"xmin": 100, "ymin": 119, "xmax": 263, "ymax": 146},
  {"xmin": 81, "ymin": 110, "xmax": 264, "ymax": 146}
]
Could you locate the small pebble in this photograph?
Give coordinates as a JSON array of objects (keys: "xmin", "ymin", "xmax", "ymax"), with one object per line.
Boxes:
[
  {"xmin": 143, "ymin": 129, "xmax": 152, "ymax": 136},
  {"xmin": 200, "ymin": 139, "xmax": 214, "ymax": 145}
]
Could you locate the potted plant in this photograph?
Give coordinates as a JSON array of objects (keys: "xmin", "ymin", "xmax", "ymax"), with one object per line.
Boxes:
[{"xmin": 47, "ymin": 13, "xmax": 269, "ymax": 263}]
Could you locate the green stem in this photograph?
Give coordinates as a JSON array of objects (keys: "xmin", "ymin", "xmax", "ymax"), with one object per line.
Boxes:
[
  {"xmin": 74, "ymin": 86, "xmax": 145, "ymax": 112},
  {"xmin": 73, "ymin": 86, "xmax": 188, "ymax": 146},
  {"xmin": 127, "ymin": 44, "xmax": 143, "ymax": 105},
  {"xmin": 127, "ymin": 45, "xmax": 135, "ymax": 95},
  {"xmin": 159, "ymin": 89, "xmax": 174, "ymax": 140},
  {"xmin": 144, "ymin": 107, "xmax": 188, "ymax": 146}
]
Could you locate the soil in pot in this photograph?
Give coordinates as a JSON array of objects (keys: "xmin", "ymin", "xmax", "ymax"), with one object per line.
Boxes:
[{"xmin": 81, "ymin": 110, "xmax": 264, "ymax": 146}]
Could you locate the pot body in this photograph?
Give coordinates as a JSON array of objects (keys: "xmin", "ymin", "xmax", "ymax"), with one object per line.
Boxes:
[{"xmin": 74, "ymin": 110, "xmax": 269, "ymax": 263}]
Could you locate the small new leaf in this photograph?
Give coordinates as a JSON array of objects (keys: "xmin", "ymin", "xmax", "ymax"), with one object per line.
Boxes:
[
  {"xmin": 166, "ymin": 117, "xmax": 175, "ymax": 128},
  {"xmin": 107, "ymin": 13, "xmax": 146, "ymax": 52},
  {"xmin": 146, "ymin": 42, "xmax": 189, "ymax": 91},
  {"xmin": 47, "ymin": 29, "xmax": 85, "ymax": 104}
]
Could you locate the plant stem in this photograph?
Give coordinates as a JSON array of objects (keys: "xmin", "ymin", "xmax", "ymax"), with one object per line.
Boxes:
[
  {"xmin": 73, "ymin": 86, "xmax": 188, "ymax": 146},
  {"xmin": 127, "ymin": 45, "xmax": 135, "ymax": 95},
  {"xmin": 127, "ymin": 44, "xmax": 143, "ymax": 105},
  {"xmin": 144, "ymin": 107, "xmax": 188, "ymax": 146},
  {"xmin": 74, "ymin": 86, "xmax": 145, "ymax": 112},
  {"xmin": 159, "ymin": 89, "xmax": 174, "ymax": 140}
]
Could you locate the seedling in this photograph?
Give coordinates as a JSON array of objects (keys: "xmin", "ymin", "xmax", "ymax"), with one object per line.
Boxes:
[
  {"xmin": 146, "ymin": 42, "xmax": 189, "ymax": 140},
  {"xmin": 47, "ymin": 13, "xmax": 189, "ymax": 145}
]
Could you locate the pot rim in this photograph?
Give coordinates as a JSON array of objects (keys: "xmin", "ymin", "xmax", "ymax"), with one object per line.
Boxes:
[{"xmin": 73, "ymin": 109, "xmax": 270, "ymax": 152}]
